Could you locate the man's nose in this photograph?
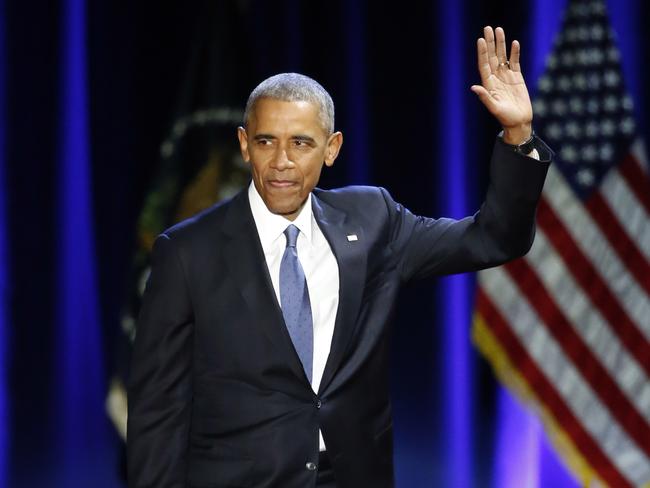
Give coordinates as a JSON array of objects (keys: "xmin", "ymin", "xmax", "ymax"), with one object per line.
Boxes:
[{"xmin": 271, "ymin": 147, "xmax": 292, "ymax": 170}]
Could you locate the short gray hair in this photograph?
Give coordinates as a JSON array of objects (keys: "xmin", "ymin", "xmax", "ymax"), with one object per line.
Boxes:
[{"xmin": 243, "ymin": 73, "xmax": 335, "ymax": 134}]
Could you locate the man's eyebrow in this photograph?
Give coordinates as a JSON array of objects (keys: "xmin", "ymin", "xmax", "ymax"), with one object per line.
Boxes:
[
  {"xmin": 253, "ymin": 133, "xmax": 277, "ymax": 141},
  {"xmin": 291, "ymin": 135, "xmax": 316, "ymax": 143}
]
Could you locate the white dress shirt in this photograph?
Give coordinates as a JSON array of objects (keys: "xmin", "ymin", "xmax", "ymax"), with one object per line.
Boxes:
[{"xmin": 248, "ymin": 182, "xmax": 339, "ymax": 451}]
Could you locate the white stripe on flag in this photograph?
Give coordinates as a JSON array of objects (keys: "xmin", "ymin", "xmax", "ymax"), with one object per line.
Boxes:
[
  {"xmin": 542, "ymin": 166, "xmax": 650, "ymax": 338},
  {"xmin": 479, "ymin": 267, "xmax": 650, "ymax": 486},
  {"xmin": 525, "ymin": 229, "xmax": 650, "ymax": 424},
  {"xmin": 600, "ymin": 167, "xmax": 650, "ymax": 261}
]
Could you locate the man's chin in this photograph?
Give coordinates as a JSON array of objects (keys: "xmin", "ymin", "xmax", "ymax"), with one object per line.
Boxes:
[
  {"xmin": 270, "ymin": 207, "xmax": 300, "ymax": 219},
  {"xmin": 265, "ymin": 200, "xmax": 305, "ymax": 220}
]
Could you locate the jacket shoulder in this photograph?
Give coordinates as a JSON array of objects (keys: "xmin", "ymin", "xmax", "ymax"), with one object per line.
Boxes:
[
  {"xmin": 161, "ymin": 194, "xmax": 236, "ymax": 244},
  {"xmin": 314, "ymin": 185, "xmax": 388, "ymax": 207}
]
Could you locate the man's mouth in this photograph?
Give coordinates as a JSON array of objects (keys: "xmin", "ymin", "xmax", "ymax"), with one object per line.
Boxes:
[{"xmin": 268, "ymin": 180, "xmax": 297, "ymax": 189}]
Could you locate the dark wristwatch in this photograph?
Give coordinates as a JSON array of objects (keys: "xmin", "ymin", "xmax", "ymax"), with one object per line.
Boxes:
[{"xmin": 499, "ymin": 130, "xmax": 536, "ymax": 155}]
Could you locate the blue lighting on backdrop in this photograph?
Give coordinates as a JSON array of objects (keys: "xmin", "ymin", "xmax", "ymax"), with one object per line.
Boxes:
[
  {"xmin": 55, "ymin": 0, "xmax": 111, "ymax": 485},
  {"xmin": 344, "ymin": 0, "xmax": 370, "ymax": 184},
  {"xmin": 436, "ymin": 2, "xmax": 473, "ymax": 487},
  {"xmin": 494, "ymin": 388, "xmax": 542, "ymax": 488},
  {"xmin": 0, "ymin": 0, "xmax": 8, "ymax": 484}
]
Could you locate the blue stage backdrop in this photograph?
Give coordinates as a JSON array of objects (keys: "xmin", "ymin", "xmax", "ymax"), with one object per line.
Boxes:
[
  {"xmin": 54, "ymin": 0, "xmax": 115, "ymax": 485},
  {"xmin": 0, "ymin": 0, "xmax": 8, "ymax": 486},
  {"xmin": 2, "ymin": 0, "xmax": 648, "ymax": 487}
]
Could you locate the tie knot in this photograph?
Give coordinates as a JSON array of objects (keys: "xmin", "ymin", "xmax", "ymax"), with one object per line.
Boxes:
[{"xmin": 284, "ymin": 224, "xmax": 300, "ymax": 248}]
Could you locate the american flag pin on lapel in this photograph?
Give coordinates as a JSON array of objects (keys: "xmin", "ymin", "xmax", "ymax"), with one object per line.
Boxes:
[{"xmin": 346, "ymin": 234, "xmax": 358, "ymax": 242}]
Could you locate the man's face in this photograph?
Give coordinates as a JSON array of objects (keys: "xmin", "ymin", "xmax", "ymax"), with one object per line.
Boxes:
[{"xmin": 237, "ymin": 98, "xmax": 343, "ymax": 221}]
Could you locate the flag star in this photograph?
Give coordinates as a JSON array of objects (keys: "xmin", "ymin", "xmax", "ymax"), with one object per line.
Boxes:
[
  {"xmin": 560, "ymin": 145, "xmax": 579, "ymax": 163},
  {"xmin": 566, "ymin": 121, "xmax": 582, "ymax": 138},
  {"xmin": 620, "ymin": 117, "xmax": 635, "ymax": 134},
  {"xmin": 569, "ymin": 97, "xmax": 584, "ymax": 114},
  {"xmin": 603, "ymin": 96, "xmax": 618, "ymax": 112},
  {"xmin": 600, "ymin": 119, "xmax": 616, "ymax": 136},
  {"xmin": 590, "ymin": 48, "xmax": 604, "ymax": 64},
  {"xmin": 604, "ymin": 70, "xmax": 620, "ymax": 87},
  {"xmin": 591, "ymin": 24, "xmax": 604, "ymax": 40},
  {"xmin": 621, "ymin": 95, "xmax": 634, "ymax": 111},
  {"xmin": 579, "ymin": 48, "xmax": 599, "ymax": 66},
  {"xmin": 576, "ymin": 49, "xmax": 587, "ymax": 65},
  {"xmin": 585, "ymin": 121, "xmax": 599, "ymax": 137},
  {"xmin": 547, "ymin": 54, "xmax": 558, "ymax": 69},
  {"xmin": 533, "ymin": 100, "xmax": 548, "ymax": 117},
  {"xmin": 573, "ymin": 74, "xmax": 587, "ymax": 90},
  {"xmin": 547, "ymin": 122, "xmax": 563, "ymax": 140},
  {"xmin": 599, "ymin": 143, "xmax": 614, "ymax": 161},
  {"xmin": 539, "ymin": 76, "xmax": 553, "ymax": 93},
  {"xmin": 581, "ymin": 145, "xmax": 598, "ymax": 161},
  {"xmin": 576, "ymin": 168, "xmax": 595, "ymax": 187},
  {"xmin": 552, "ymin": 100, "xmax": 568, "ymax": 116}
]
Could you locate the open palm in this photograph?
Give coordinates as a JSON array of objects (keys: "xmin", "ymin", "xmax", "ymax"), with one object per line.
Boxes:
[{"xmin": 471, "ymin": 26, "xmax": 533, "ymax": 138}]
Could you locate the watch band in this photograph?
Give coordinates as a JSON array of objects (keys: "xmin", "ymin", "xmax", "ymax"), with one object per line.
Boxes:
[{"xmin": 498, "ymin": 129, "xmax": 536, "ymax": 155}]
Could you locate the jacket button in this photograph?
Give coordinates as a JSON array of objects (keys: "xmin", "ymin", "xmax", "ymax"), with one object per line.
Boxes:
[
  {"xmin": 316, "ymin": 398, "xmax": 322, "ymax": 409},
  {"xmin": 306, "ymin": 462, "xmax": 317, "ymax": 471}
]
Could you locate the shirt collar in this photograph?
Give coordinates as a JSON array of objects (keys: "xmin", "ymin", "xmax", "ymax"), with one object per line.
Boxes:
[{"xmin": 248, "ymin": 181, "xmax": 313, "ymax": 252}]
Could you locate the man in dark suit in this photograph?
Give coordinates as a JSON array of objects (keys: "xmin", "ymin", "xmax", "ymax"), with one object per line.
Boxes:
[{"xmin": 127, "ymin": 26, "xmax": 553, "ymax": 487}]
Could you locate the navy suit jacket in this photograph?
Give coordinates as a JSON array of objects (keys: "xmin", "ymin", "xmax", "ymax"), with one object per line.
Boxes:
[{"xmin": 127, "ymin": 138, "xmax": 552, "ymax": 488}]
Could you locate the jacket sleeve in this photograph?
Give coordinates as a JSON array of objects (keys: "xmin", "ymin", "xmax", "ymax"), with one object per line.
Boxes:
[
  {"xmin": 385, "ymin": 136, "xmax": 552, "ymax": 282},
  {"xmin": 127, "ymin": 233, "xmax": 194, "ymax": 488}
]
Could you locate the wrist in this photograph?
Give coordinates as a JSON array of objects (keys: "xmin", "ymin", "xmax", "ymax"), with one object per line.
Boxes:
[
  {"xmin": 498, "ymin": 128, "xmax": 536, "ymax": 156},
  {"xmin": 502, "ymin": 123, "xmax": 533, "ymax": 145}
]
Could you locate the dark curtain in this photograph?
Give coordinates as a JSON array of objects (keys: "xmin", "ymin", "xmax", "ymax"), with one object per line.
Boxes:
[{"xmin": 1, "ymin": 0, "xmax": 647, "ymax": 487}]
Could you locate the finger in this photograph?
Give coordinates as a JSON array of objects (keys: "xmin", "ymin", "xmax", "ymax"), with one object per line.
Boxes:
[
  {"xmin": 495, "ymin": 27, "xmax": 508, "ymax": 65},
  {"xmin": 476, "ymin": 38, "xmax": 492, "ymax": 83},
  {"xmin": 471, "ymin": 85, "xmax": 498, "ymax": 113},
  {"xmin": 509, "ymin": 40, "xmax": 521, "ymax": 72},
  {"xmin": 484, "ymin": 26, "xmax": 499, "ymax": 72}
]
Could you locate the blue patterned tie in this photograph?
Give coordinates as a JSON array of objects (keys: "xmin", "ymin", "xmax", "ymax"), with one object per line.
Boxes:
[{"xmin": 280, "ymin": 224, "xmax": 313, "ymax": 382}]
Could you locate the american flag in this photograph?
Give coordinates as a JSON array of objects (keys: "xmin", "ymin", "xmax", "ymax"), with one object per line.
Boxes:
[{"xmin": 473, "ymin": 0, "xmax": 650, "ymax": 486}]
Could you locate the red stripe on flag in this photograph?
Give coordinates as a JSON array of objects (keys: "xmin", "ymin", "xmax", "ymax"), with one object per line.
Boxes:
[
  {"xmin": 475, "ymin": 290, "xmax": 631, "ymax": 488},
  {"xmin": 503, "ymin": 259, "xmax": 650, "ymax": 458},
  {"xmin": 537, "ymin": 198, "xmax": 650, "ymax": 377},
  {"xmin": 618, "ymin": 154, "xmax": 650, "ymax": 215},
  {"xmin": 585, "ymin": 193, "xmax": 650, "ymax": 296}
]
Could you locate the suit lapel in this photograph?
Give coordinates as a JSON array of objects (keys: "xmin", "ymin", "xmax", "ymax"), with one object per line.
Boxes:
[
  {"xmin": 312, "ymin": 193, "xmax": 367, "ymax": 395},
  {"xmin": 221, "ymin": 190, "xmax": 308, "ymax": 383}
]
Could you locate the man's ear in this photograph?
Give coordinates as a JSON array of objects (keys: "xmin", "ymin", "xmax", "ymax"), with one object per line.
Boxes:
[
  {"xmin": 324, "ymin": 131, "xmax": 343, "ymax": 167},
  {"xmin": 237, "ymin": 126, "xmax": 250, "ymax": 162}
]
